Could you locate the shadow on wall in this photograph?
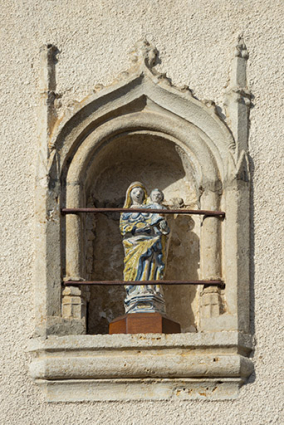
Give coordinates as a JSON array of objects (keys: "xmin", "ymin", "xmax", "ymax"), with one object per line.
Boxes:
[
  {"xmin": 85, "ymin": 134, "xmax": 200, "ymax": 334},
  {"xmin": 165, "ymin": 214, "xmax": 200, "ymax": 332}
]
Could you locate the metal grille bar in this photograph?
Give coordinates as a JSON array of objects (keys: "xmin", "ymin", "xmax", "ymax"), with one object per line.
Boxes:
[
  {"xmin": 61, "ymin": 208, "xmax": 225, "ymax": 218},
  {"xmin": 63, "ymin": 280, "xmax": 225, "ymax": 289}
]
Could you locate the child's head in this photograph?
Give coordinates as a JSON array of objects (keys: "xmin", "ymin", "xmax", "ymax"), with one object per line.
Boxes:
[{"xmin": 150, "ymin": 188, "xmax": 164, "ymax": 204}]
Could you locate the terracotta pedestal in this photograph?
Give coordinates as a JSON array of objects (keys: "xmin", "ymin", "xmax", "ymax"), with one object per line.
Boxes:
[{"xmin": 109, "ymin": 312, "xmax": 181, "ymax": 334}]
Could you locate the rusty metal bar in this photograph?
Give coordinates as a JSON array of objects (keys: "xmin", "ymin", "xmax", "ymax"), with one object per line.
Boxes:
[
  {"xmin": 63, "ymin": 280, "xmax": 225, "ymax": 288},
  {"xmin": 61, "ymin": 208, "xmax": 225, "ymax": 218}
]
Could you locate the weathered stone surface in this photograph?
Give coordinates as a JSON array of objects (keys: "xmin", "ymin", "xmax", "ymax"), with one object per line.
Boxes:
[
  {"xmin": 29, "ymin": 333, "xmax": 253, "ymax": 401},
  {"xmin": 39, "ymin": 378, "xmax": 248, "ymax": 402},
  {"xmin": 30, "ymin": 35, "xmax": 253, "ymax": 401},
  {"xmin": 1, "ymin": 0, "xmax": 284, "ymax": 421}
]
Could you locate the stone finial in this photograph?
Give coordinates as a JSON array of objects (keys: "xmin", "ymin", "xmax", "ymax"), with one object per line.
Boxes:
[
  {"xmin": 234, "ymin": 35, "xmax": 249, "ymax": 59},
  {"xmin": 39, "ymin": 44, "xmax": 60, "ymax": 138},
  {"xmin": 231, "ymin": 34, "xmax": 250, "ymax": 89},
  {"xmin": 224, "ymin": 35, "xmax": 251, "ymax": 157},
  {"xmin": 129, "ymin": 39, "xmax": 158, "ymax": 70},
  {"xmin": 127, "ymin": 39, "xmax": 173, "ymax": 86},
  {"xmin": 108, "ymin": 39, "xmax": 167, "ymax": 86},
  {"xmin": 39, "ymin": 44, "xmax": 59, "ymax": 93}
]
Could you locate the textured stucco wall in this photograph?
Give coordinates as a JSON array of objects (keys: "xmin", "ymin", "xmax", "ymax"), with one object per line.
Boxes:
[{"xmin": 1, "ymin": 0, "xmax": 283, "ymax": 423}]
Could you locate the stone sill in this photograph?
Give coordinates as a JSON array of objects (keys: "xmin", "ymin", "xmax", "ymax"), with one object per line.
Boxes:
[
  {"xmin": 29, "ymin": 332, "xmax": 254, "ymax": 401},
  {"xmin": 29, "ymin": 331, "xmax": 252, "ymax": 351}
]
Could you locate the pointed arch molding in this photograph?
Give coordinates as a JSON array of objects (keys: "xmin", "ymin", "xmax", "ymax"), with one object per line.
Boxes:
[
  {"xmin": 50, "ymin": 74, "xmax": 236, "ymax": 185},
  {"xmin": 30, "ymin": 40, "xmax": 253, "ymax": 401}
]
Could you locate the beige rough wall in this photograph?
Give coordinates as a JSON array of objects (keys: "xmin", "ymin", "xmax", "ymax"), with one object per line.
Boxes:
[{"xmin": 0, "ymin": 0, "xmax": 283, "ymax": 423}]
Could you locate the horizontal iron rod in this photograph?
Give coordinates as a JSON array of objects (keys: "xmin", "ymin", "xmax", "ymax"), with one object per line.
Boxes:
[
  {"xmin": 63, "ymin": 280, "xmax": 225, "ymax": 288},
  {"xmin": 61, "ymin": 208, "xmax": 225, "ymax": 217}
]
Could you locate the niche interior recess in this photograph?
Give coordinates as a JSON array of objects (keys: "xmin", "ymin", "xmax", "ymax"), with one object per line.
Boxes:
[{"xmin": 29, "ymin": 39, "xmax": 254, "ymax": 401}]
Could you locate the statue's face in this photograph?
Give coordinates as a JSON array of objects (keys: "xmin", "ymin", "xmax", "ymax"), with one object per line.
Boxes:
[
  {"xmin": 151, "ymin": 190, "xmax": 163, "ymax": 204},
  {"xmin": 130, "ymin": 187, "xmax": 144, "ymax": 204}
]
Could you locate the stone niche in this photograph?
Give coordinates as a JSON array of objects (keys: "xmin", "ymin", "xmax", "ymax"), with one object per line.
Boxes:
[
  {"xmin": 86, "ymin": 134, "xmax": 200, "ymax": 334},
  {"xmin": 29, "ymin": 39, "xmax": 254, "ymax": 401}
]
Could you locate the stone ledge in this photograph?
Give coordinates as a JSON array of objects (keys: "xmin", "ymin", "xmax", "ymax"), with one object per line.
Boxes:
[
  {"xmin": 29, "ymin": 332, "xmax": 253, "ymax": 401},
  {"xmin": 31, "ymin": 354, "xmax": 253, "ymax": 380},
  {"xmin": 39, "ymin": 378, "xmax": 246, "ymax": 402},
  {"xmin": 29, "ymin": 331, "xmax": 253, "ymax": 351}
]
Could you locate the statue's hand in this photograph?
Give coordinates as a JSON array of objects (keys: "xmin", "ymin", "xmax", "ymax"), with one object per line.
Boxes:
[
  {"xmin": 134, "ymin": 224, "xmax": 151, "ymax": 234},
  {"xmin": 159, "ymin": 220, "xmax": 170, "ymax": 235}
]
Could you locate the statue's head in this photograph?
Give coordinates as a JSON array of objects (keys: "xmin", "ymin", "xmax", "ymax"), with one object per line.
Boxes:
[
  {"xmin": 124, "ymin": 182, "xmax": 148, "ymax": 208},
  {"xmin": 150, "ymin": 188, "xmax": 164, "ymax": 204},
  {"xmin": 131, "ymin": 186, "xmax": 145, "ymax": 205}
]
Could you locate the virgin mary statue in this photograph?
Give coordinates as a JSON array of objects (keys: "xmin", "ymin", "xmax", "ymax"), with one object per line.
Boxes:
[{"xmin": 120, "ymin": 182, "xmax": 170, "ymax": 314}]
